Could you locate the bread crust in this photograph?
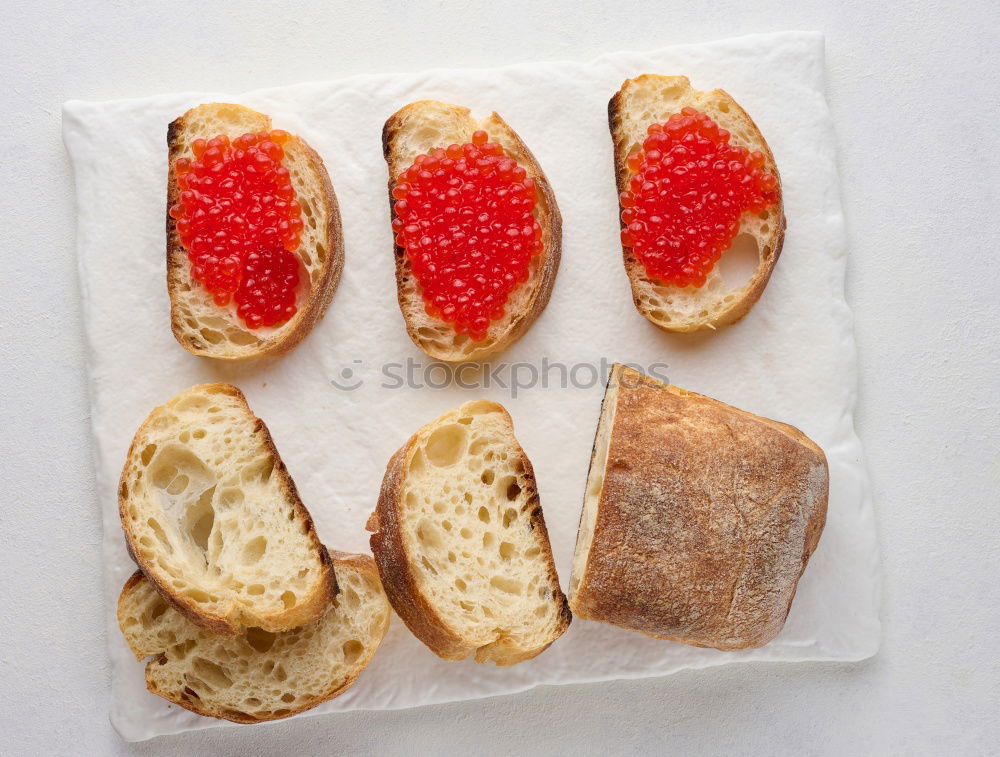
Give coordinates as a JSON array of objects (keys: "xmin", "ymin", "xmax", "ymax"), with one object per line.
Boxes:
[
  {"xmin": 570, "ymin": 365, "xmax": 827, "ymax": 649},
  {"xmin": 382, "ymin": 101, "xmax": 561, "ymax": 361},
  {"xmin": 166, "ymin": 104, "xmax": 344, "ymax": 360},
  {"xmin": 368, "ymin": 443, "xmax": 470, "ymax": 659},
  {"xmin": 118, "ymin": 553, "xmax": 387, "ymax": 723},
  {"xmin": 118, "ymin": 383, "xmax": 336, "ymax": 635},
  {"xmin": 608, "ymin": 76, "xmax": 786, "ymax": 332},
  {"xmin": 368, "ymin": 402, "xmax": 571, "ymax": 665}
]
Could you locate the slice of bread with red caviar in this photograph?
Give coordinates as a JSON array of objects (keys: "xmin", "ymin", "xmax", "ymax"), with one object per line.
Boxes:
[
  {"xmin": 383, "ymin": 101, "xmax": 561, "ymax": 361},
  {"xmin": 367, "ymin": 400, "xmax": 571, "ymax": 664},
  {"xmin": 118, "ymin": 383, "xmax": 335, "ymax": 636},
  {"xmin": 167, "ymin": 103, "xmax": 343, "ymax": 360},
  {"xmin": 610, "ymin": 76, "xmax": 785, "ymax": 332},
  {"xmin": 118, "ymin": 552, "xmax": 391, "ymax": 723}
]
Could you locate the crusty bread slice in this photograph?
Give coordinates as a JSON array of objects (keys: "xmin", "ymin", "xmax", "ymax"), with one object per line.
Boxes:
[
  {"xmin": 368, "ymin": 400, "xmax": 570, "ymax": 664},
  {"xmin": 382, "ymin": 101, "xmax": 561, "ymax": 361},
  {"xmin": 609, "ymin": 76, "xmax": 785, "ymax": 332},
  {"xmin": 167, "ymin": 103, "xmax": 343, "ymax": 359},
  {"xmin": 570, "ymin": 364, "xmax": 828, "ymax": 649},
  {"xmin": 118, "ymin": 383, "xmax": 335, "ymax": 635},
  {"xmin": 118, "ymin": 551, "xmax": 390, "ymax": 723}
]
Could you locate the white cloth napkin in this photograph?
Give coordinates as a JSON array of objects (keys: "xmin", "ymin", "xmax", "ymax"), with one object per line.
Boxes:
[{"xmin": 63, "ymin": 31, "xmax": 880, "ymax": 741}]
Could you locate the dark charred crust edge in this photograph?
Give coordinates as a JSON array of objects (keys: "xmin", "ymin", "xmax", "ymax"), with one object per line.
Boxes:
[
  {"xmin": 510, "ymin": 436, "xmax": 573, "ymax": 646},
  {"xmin": 381, "ymin": 111, "xmax": 413, "ymax": 348},
  {"xmin": 166, "ymin": 114, "xmax": 189, "ymax": 350}
]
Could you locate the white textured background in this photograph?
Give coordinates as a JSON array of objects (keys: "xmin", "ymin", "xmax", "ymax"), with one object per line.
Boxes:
[{"xmin": 1, "ymin": 1, "xmax": 998, "ymax": 754}]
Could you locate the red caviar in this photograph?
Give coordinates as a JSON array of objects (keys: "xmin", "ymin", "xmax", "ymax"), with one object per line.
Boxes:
[
  {"xmin": 169, "ymin": 130, "xmax": 305, "ymax": 329},
  {"xmin": 391, "ymin": 129, "xmax": 542, "ymax": 342},
  {"xmin": 620, "ymin": 107, "xmax": 778, "ymax": 288}
]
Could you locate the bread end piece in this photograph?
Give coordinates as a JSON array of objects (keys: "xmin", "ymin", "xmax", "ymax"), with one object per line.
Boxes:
[
  {"xmin": 609, "ymin": 76, "xmax": 785, "ymax": 333},
  {"xmin": 369, "ymin": 400, "xmax": 570, "ymax": 665},
  {"xmin": 117, "ymin": 552, "xmax": 390, "ymax": 723},
  {"xmin": 382, "ymin": 101, "xmax": 561, "ymax": 361},
  {"xmin": 167, "ymin": 103, "xmax": 344, "ymax": 360},
  {"xmin": 569, "ymin": 364, "xmax": 827, "ymax": 649}
]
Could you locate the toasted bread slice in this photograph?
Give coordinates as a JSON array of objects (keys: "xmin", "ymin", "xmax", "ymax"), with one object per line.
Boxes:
[
  {"xmin": 382, "ymin": 101, "xmax": 561, "ymax": 361},
  {"xmin": 118, "ymin": 552, "xmax": 390, "ymax": 723},
  {"xmin": 368, "ymin": 400, "xmax": 570, "ymax": 664},
  {"xmin": 167, "ymin": 103, "xmax": 344, "ymax": 359},
  {"xmin": 609, "ymin": 76, "xmax": 785, "ymax": 332},
  {"xmin": 118, "ymin": 383, "xmax": 335, "ymax": 635},
  {"xmin": 569, "ymin": 364, "xmax": 828, "ymax": 649}
]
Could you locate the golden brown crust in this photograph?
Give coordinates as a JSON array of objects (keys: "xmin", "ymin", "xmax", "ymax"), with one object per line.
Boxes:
[
  {"xmin": 118, "ymin": 554, "xmax": 385, "ymax": 724},
  {"xmin": 118, "ymin": 570, "xmax": 150, "ymax": 661},
  {"xmin": 369, "ymin": 442, "xmax": 472, "ymax": 659},
  {"xmin": 608, "ymin": 76, "xmax": 786, "ymax": 333},
  {"xmin": 150, "ymin": 651, "xmax": 366, "ymax": 724},
  {"xmin": 166, "ymin": 104, "xmax": 344, "ymax": 360},
  {"xmin": 570, "ymin": 365, "xmax": 827, "ymax": 649},
  {"xmin": 382, "ymin": 102, "xmax": 561, "ymax": 361},
  {"xmin": 118, "ymin": 382, "xmax": 336, "ymax": 636},
  {"xmin": 368, "ymin": 404, "xmax": 570, "ymax": 664}
]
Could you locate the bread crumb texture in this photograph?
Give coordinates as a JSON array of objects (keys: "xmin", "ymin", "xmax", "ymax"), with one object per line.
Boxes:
[
  {"xmin": 398, "ymin": 400, "xmax": 568, "ymax": 662},
  {"xmin": 119, "ymin": 383, "xmax": 329, "ymax": 633},
  {"xmin": 118, "ymin": 556, "xmax": 389, "ymax": 723}
]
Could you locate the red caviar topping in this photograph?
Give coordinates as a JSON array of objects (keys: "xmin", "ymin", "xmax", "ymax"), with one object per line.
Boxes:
[
  {"xmin": 169, "ymin": 130, "xmax": 305, "ymax": 329},
  {"xmin": 391, "ymin": 129, "xmax": 542, "ymax": 342},
  {"xmin": 620, "ymin": 107, "xmax": 778, "ymax": 288}
]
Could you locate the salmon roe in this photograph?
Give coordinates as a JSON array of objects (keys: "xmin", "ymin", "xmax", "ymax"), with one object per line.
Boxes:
[
  {"xmin": 391, "ymin": 130, "xmax": 542, "ymax": 342},
  {"xmin": 169, "ymin": 130, "xmax": 305, "ymax": 329},
  {"xmin": 620, "ymin": 107, "xmax": 779, "ymax": 288}
]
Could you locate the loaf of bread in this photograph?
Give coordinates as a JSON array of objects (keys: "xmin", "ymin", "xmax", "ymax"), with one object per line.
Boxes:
[
  {"xmin": 570, "ymin": 364, "xmax": 827, "ymax": 649},
  {"xmin": 118, "ymin": 383, "xmax": 335, "ymax": 635},
  {"xmin": 118, "ymin": 552, "xmax": 390, "ymax": 723},
  {"xmin": 368, "ymin": 400, "xmax": 570, "ymax": 664}
]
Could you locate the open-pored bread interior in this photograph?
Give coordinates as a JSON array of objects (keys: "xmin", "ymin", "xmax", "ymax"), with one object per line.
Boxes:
[
  {"xmin": 117, "ymin": 553, "xmax": 389, "ymax": 723},
  {"xmin": 119, "ymin": 383, "xmax": 333, "ymax": 634},
  {"xmin": 376, "ymin": 400, "xmax": 569, "ymax": 664}
]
